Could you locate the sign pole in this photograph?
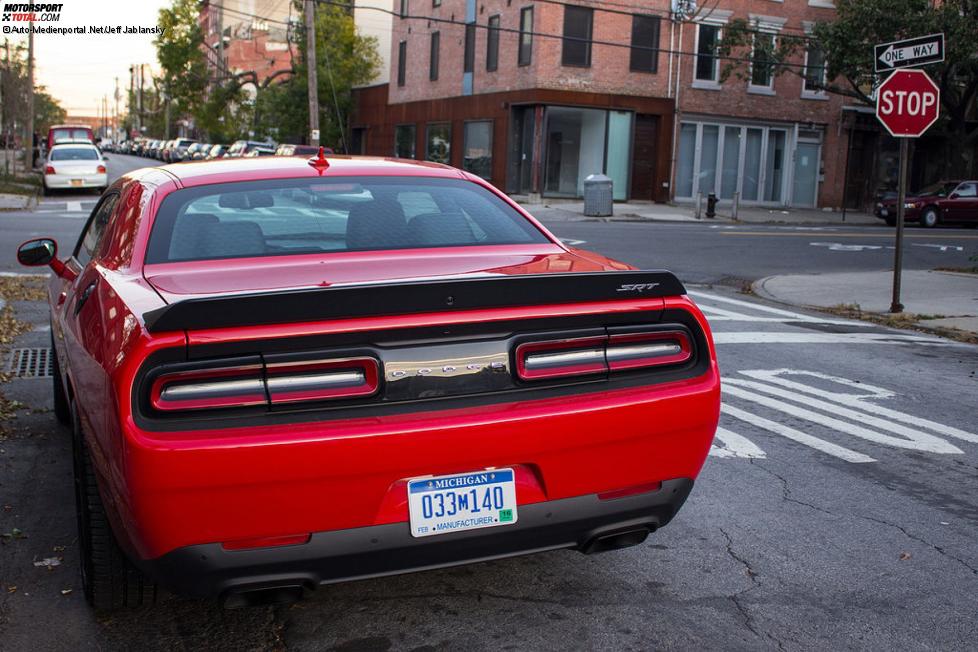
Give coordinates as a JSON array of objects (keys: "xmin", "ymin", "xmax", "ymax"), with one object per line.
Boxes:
[{"xmin": 890, "ymin": 137, "xmax": 909, "ymax": 313}]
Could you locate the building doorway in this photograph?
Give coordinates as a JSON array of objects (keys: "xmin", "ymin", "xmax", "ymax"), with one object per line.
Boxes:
[
  {"xmin": 631, "ymin": 114, "xmax": 657, "ymax": 200},
  {"xmin": 507, "ymin": 106, "xmax": 536, "ymax": 195}
]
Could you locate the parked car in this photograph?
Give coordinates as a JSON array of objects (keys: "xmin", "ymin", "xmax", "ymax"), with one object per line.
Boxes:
[
  {"xmin": 160, "ymin": 140, "xmax": 176, "ymax": 163},
  {"xmin": 41, "ymin": 143, "xmax": 107, "ymax": 195},
  {"xmin": 168, "ymin": 138, "xmax": 198, "ymax": 163},
  {"xmin": 191, "ymin": 143, "xmax": 212, "ymax": 160},
  {"xmin": 243, "ymin": 146, "xmax": 276, "ymax": 157},
  {"xmin": 275, "ymin": 144, "xmax": 331, "ymax": 157},
  {"xmin": 47, "ymin": 124, "xmax": 95, "ymax": 150},
  {"xmin": 183, "ymin": 142, "xmax": 206, "ymax": 161},
  {"xmin": 225, "ymin": 139, "xmax": 277, "ymax": 158},
  {"xmin": 206, "ymin": 143, "xmax": 228, "ymax": 159},
  {"xmin": 876, "ymin": 180, "xmax": 978, "ymax": 227},
  {"xmin": 17, "ymin": 156, "xmax": 720, "ymax": 611}
]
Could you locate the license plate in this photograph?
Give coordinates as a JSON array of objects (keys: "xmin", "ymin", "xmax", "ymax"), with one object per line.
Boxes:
[
  {"xmin": 880, "ymin": 208, "xmax": 888, "ymax": 216},
  {"xmin": 407, "ymin": 468, "xmax": 518, "ymax": 538},
  {"xmin": 70, "ymin": 179, "xmax": 83, "ymax": 187}
]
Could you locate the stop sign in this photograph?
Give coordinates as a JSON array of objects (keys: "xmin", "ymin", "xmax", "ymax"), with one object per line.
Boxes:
[{"xmin": 876, "ymin": 69, "xmax": 940, "ymax": 137}]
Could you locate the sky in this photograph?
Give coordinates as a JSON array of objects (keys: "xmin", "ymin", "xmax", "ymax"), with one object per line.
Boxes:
[{"xmin": 9, "ymin": 0, "xmax": 170, "ymax": 116}]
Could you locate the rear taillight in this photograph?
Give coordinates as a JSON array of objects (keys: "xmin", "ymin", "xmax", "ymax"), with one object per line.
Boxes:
[
  {"xmin": 45, "ymin": 165, "xmax": 55, "ymax": 174},
  {"xmin": 265, "ymin": 357, "xmax": 379, "ymax": 404},
  {"xmin": 97, "ymin": 165, "xmax": 106, "ymax": 173},
  {"xmin": 516, "ymin": 336, "xmax": 607, "ymax": 381},
  {"xmin": 515, "ymin": 329, "xmax": 692, "ymax": 382},
  {"xmin": 605, "ymin": 331, "xmax": 692, "ymax": 372},
  {"xmin": 151, "ymin": 364, "xmax": 266, "ymax": 412},
  {"xmin": 149, "ymin": 356, "xmax": 381, "ymax": 413}
]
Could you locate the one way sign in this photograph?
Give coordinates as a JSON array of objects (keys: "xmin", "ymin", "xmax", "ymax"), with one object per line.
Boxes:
[{"xmin": 875, "ymin": 33, "xmax": 944, "ymax": 72}]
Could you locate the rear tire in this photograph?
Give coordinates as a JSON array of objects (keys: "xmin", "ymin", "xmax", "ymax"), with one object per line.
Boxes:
[
  {"xmin": 920, "ymin": 207, "xmax": 939, "ymax": 228},
  {"xmin": 71, "ymin": 402, "xmax": 157, "ymax": 611},
  {"xmin": 50, "ymin": 333, "xmax": 69, "ymax": 425},
  {"xmin": 884, "ymin": 216, "xmax": 896, "ymax": 227}
]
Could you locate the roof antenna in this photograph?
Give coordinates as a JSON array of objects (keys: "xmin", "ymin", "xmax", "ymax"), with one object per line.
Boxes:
[{"xmin": 308, "ymin": 146, "xmax": 330, "ymax": 175}]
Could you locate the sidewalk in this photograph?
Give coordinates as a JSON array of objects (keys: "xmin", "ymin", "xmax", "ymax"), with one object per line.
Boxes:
[
  {"xmin": 754, "ymin": 269, "xmax": 978, "ymax": 339},
  {"xmin": 524, "ymin": 199, "xmax": 880, "ymax": 226}
]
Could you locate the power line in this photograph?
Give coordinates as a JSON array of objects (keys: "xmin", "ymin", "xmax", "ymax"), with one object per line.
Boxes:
[{"xmin": 316, "ymin": 0, "xmax": 819, "ymax": 74}]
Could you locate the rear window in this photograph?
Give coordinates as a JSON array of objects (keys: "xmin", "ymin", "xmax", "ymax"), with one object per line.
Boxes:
[
  {"xmin": 145, "ymin": 177, "xmax": 550, "ymax": 263},
  {"xmin": 51, "ymin": 147, "xmax": 99, "ymax": 161},
  {"xmin": 51, "ymin": 128, "xmax": 91, "ymax": 143}
]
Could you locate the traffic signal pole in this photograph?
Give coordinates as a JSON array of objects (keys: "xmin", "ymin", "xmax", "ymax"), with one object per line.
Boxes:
[{"xmin": 890, "ymin": 138, "xmax": 908, "ymax": 313}]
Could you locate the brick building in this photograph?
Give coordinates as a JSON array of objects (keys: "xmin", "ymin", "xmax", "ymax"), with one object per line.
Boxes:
[
  {"xmin": 352, "ymin": 1, "xmax": 856, "ymax": 208},
  {"xmin": 673, "ymin": 1, "xmax": 848, "ymax": 209}
]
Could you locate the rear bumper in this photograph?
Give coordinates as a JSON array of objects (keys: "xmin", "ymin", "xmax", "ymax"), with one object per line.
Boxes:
[
  {"xmin": 135, "ymin": 477, "xmax": 693, "ymax": 599},
  {"xmin": 44, "ymin": 173, "xmax": 107, "ymax": 189}
]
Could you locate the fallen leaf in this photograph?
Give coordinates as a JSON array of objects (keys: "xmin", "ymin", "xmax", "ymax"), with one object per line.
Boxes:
[
  {"xmin": 33, "ymin": 557, "xmax": 62, "ymax": 568},
  {"xmin": 52, "ymin": 545, "xmax": 65, "ymax": 552},
  {"xmin": 6, "ymin": 586, "xmax": 16, "ymax": 593},
  {"xmin": 899, "ymin": 552, "xmax": 912, "ymax": 561},
  {"xmin": 60, "ymin": 588, "xmax": 72, "ymax": 596}
]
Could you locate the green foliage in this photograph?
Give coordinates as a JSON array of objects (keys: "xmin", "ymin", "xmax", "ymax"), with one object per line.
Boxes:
[
  {"xmin": 258, "ymin": 0, "xmax": 381, "ymax": 149},
  {"xmin": 33, "ymin": 89, "xmax": 67, "ymax": 134},
  {"xmin": 155, "ymin": 0, "xmax": 208, "ymax": 118}
]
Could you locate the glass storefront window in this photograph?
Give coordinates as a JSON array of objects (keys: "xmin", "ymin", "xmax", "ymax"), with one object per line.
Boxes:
[
  {"xmin": 698, "ymin": 125, "xmax": 719, "ymax": 196},
  {"xmin": 677, "ymin": 124, "xmax": 696, "ymax": 198},
  {"xmin": 463, "ymin": 121, "xmax": 492, "ymax": 179},
  {"xmin": 764, "ymin": 129, "xmax": 786, "ymax": 202},
  {"xmin": 395, "ymin": 124, "xmax": 416, "ymax": 159},
  {"xmin": 543, "ymin": 106, "xmax": 606, "ymax": 197},
  {"xmin": 720, "ymin": 126, "xmax": 741, "ymax": 200},
  {"xmin": 425, "ymin": 123, "xmax": 451, "ymax": 164},
  {"xmin": 742, "ymin": 128, "xmax": 763, "ymax": 201},
  {"xmin": 606, "ymin": 111, "xmax": 632, "ymax": 201}
]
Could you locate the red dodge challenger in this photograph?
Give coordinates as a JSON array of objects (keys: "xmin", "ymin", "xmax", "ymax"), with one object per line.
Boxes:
[{"xmin": 17, "ymin": 154, "xmax": 720, "ymax": 610}]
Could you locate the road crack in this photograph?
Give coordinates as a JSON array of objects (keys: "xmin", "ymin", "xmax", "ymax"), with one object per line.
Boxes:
[
  {"xmin": 719, "ymin": 527, "xmax": 785, "ymax": 651},
  {"xmin": 859, "ymin": 514, "xmax": 978, "ymax": 576},
  {"xmin": 750, "ymin": 459, "xmax": 837, "ymax": 518}
]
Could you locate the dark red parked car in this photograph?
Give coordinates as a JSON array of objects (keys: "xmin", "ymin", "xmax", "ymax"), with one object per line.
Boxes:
[
  {"xmin": 875, "ymin": 180, "xmax": 978, "ymax": 227},
  {"xmin": 17, "ymin": 155, "xmax": 720, "ymax": 611}
]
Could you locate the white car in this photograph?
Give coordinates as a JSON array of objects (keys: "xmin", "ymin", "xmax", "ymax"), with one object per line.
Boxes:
[{"xmin": 43, "ymin": 143, "xmax": 108, "ymax": 195}]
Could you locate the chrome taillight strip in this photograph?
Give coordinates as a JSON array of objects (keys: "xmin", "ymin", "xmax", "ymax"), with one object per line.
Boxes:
[
  {"xmin": 266, "ymin": 370, "xmax": 367, "ymax": 393},
  {"xmin": 605, "ymin": 342, "xmax": 683, "ymax": 363},
  {"xmin": 161, "ymin": 378, "xmax": 267, "ymax": 403},
  {"xmin": 523, "ymin": 348, "xmax": 605, "ymax": 371}
]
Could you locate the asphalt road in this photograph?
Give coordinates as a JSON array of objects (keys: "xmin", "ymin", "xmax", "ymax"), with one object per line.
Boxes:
[
  {"xmin": 0, "ymin": 153, "xmax": 158, "ymax": 271},
  {"xmin": 1, "ymin": 170, "xmax": 976, "ymax": 651}
]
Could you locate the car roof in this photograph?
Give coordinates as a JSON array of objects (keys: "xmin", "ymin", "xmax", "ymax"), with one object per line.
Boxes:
[
  {"xmin": 157, "ymin": 155, "xmax": 461, "ymax": 187},
  {"xmin": 49, "ymin": 124, "xmax": 93, "ymax": 130},
  {"xmin": 50, "ymin": 142, "xmax": 99, "ymax": 150}
]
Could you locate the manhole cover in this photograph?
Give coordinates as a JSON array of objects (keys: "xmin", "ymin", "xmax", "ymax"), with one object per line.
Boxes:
[{"xmin": 4, "ymin": 347, "xmax": 53, "ymax": 378}]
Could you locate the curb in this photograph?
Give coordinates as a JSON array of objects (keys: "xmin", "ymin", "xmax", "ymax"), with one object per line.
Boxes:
[{"xmin": 750, "ymin": 275, "xmax": 978, "ymax": 343}]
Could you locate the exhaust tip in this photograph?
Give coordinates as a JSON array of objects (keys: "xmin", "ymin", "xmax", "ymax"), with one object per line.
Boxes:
[
  {"xmin": 579, "ymin": 527, "xmax": 653, "ymax": 555},
  {"xmin": 222, "ymin": 584, "xmax": 305, "ymax": 609}
]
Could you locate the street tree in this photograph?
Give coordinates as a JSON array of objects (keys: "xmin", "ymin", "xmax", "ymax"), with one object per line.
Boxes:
[
  {"xmin": 258, "ymin": 0, "xmax": 381, "ymax": 149},
  {"xmin": 717, "ymin": 0, "xmax": 978, "ymax": 176}
]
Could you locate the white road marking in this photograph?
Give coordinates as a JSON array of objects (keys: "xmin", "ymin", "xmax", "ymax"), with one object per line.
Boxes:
[
  {"xmin": 724, "ymin": 378, "xmax": 962, "ymax": 454},
  {"xmin": 688, "ymin": 290, "xmax": 863, "ymax": 324},
  {"xmin": 713, "ymin": 332, "xmax": 947, "ymax": 345},
  {"xmin": 699, "ymin": 303, "xmax": 873, "ymax": 327},
  {"xmin": 739, "ymin": 369, "xmax": 978, "ymax": 445},
  {"xmin": 810, "ymin": 242, "xmax": 884, "ymax": 252},
  {"xmin": 66, "ymin": 201, "xmax": 83, "ymax": 212},
  {"xmin": 0, "ymin": 272, "xmax": 50, "ymax": 277},
  {"xmin": 721, "ymin": 403, "xmax": 876, "ymax": 463},
  {"xmin": 560, "ymin": 238, "xmax": 587, "ymax": 246},
  {"xmin": 912, "ymin": 243, "xmax": 964, "ymax": 252},
  {"xmin": 710, "ymin": 427, "xmax": 767, "ymax": 459}
]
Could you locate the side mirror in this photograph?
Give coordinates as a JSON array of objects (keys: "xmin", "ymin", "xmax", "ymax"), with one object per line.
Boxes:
[
  {"xmin": 17, "ymin": 238, "xmax": 57, "ymax": 266},
  {"xmin": 949, "ymin": 192, "xmax": 960, "ymax": 200}
]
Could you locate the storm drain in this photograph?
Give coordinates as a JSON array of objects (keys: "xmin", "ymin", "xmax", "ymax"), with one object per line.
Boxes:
[{"xmin": 4, "ymin": 347, "xmax": 53, "ymax": 378}]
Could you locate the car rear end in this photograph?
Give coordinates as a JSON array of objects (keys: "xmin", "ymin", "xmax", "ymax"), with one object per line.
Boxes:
[
  {"xmin": 44, "ymin": 146, "xmax": 106, "ymax": 190},
  {"xmin": 109, "ymin": 166, "xmax": 720, "ymax": 603}
]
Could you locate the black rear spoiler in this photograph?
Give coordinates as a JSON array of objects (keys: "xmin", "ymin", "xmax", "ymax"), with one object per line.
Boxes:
[{"xmin": 142, "ymin": 271, "xmax": 686, "ymax": 333}]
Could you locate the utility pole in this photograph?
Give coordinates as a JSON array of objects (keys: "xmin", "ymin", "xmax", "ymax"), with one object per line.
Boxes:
[
  {"xmin": 25, "ymin": 19, "xmax": 34, "ymax": 170},
  {"xmin": 138, "ymin": 64, "xmax": 145, "ymax": 136},
  {"xmin": 305, "ymin": 0, "xmax": 319, "ymax": 147},
  {"xmin": 114, "ymin": 77, "xmax": 120, "ymax": 144},
  {"xmin": 216, "ymin": 1, "xmax": 224, "ymax": 81}
]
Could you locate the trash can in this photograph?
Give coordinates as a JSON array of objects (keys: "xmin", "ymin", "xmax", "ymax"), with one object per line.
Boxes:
[{"xmin": 583, "ymin": 174, "xmax": 613, "ymax": 217}]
